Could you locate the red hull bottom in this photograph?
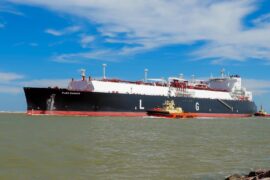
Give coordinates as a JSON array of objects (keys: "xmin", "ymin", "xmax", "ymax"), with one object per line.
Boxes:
[
  {"xmin": 27, "ymin": 110, "xmax": 252, "ymax": 118},
  {"xmin": 27, "ymin": 110, "xmax": 147, "ymax": 117}
]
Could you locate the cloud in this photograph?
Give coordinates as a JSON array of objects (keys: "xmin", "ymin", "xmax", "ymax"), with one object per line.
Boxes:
[
  {"xmin": 0, "ymin": 72, "xmax": 24, "ymax": 83},
  {"xmin": 192, "ymin": 24, "xmax": 270, "ymax": 61},
  {"xmin": 0, "ymin": 71, "xmax": 24, "ymax": 94},
  {"xmin": 53, "ymin": 50, "xmax": 119, "ymax": 63},
  {"xmin": 0, "ymin": 85, "xmax": 22, "ymax": 94},
  {"xmin": 0, "ymin": 2, "xmax": 24, "ymax": 16},
  {"xmin": 45, "ymin": 26, "xmax": 81, "ymax": 36},
  {"xmin": 0, "ymin": 70, "xmax": 70, "ymax": 94},
  {"xmin": 13, "ymin": 42, "xmax": 39, "ymax": 47},
  {"xmin": 243, "ymin": 79, "xmax": 270, "ymax": 96},
  {"xmin": 80, "ymin": 35, "xmax": 95, "ymax": 48},
  {"xmin": 0, "ymin": 78, "xmax": 69, "ymax": 94},
  {"xmin": 45, "ymin": 29, "xmax": 62, "ymax": 36},
  {"xmin": 29, "ymin": 42, "xmax": 38, "ymax": 47},
  {"xmin": 20, "ymin": 79, "xmax": 69, "ymax": 88},
  {"xmin": 252, "ymin": 13, "xmax": 270, "ymax": 27},
  {"xmin": 7, "ymin": 0, "xmax": 270, "ymax": 62},
  {"xmin": 0, "ymin": 23, "xmax": 5, "ymax": 28}
]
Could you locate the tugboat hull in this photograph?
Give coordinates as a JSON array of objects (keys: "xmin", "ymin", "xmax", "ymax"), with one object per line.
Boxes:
[{"xmin": 147, "ymin": 110, "xmax": 197, "ymax": 118}]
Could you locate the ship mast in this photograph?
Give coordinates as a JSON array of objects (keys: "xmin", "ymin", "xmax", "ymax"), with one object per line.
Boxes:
[
  {"xmin": 144, "ymin": 68, "xmax": 148, "ymax": 82},
  {"xmin": 102, "ymin": 64, "xmax": 107, "ymax": 79}
]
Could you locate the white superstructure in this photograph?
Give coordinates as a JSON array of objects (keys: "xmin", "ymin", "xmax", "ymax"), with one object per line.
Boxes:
[{"xmin": 68, "ymin": 70, "xmax": 252, "ymax": 101}]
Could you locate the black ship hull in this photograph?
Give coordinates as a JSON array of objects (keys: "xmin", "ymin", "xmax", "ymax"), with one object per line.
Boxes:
[{"xmin": 24, "ymin": 87, "xmax": 257, "ymax": 117}]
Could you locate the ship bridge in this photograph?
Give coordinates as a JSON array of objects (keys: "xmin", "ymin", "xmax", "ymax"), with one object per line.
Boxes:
[{"xmin": 208, "ymin": 73, "xmax": 252, "ymax": 101}]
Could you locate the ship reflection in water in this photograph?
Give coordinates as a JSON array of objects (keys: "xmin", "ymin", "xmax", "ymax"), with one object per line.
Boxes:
[{"xmin": 0, "ymin": 113, "xmax": 270, "ymax": 179}]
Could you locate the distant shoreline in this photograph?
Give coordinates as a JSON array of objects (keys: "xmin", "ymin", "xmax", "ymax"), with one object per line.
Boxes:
[{"xmin": 0, "ymin": 111, "xmax": 25, "ymax": 114}]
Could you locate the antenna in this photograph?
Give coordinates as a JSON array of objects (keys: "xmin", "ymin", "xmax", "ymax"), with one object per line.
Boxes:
[
  {"xmin": 191, "ymin": 74, "xmax": 195, "ymax": 82},
  {"xmin": 179, "ymin": 73, "xmax": 184, "ymax": 80},
  {"xmin": 221, "ymin": 68, "xmax": 225, "ymax": 78},
  {"xmin": 102, "ymin": 64, "xmax": 107, "ymax": 79},
  {"xmin": 81, "ymin": 69, "xmax": 86, "ymax": 80},
  {"xmin": 144, "ymin": 68, "xmax": 148, "ymax": 82}
]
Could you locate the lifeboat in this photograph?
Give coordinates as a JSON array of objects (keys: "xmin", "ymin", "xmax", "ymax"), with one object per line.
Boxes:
[
  {"xmin": 254, "ymin": 105, "xmax": 270, "ymax": 117},
  {"xmin": 147, "ymin": 100, "xmax": 196, "ymax": 118}
]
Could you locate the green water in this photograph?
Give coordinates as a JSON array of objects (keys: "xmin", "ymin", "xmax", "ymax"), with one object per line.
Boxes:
[{"xmin": 0, "ymin": 114, "xmax": 269, "ymax": 180}]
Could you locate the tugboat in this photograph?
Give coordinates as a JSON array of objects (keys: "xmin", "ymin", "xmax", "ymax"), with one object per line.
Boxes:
[
  {"xmin": 254, "ymin": 105, "xmax": 270, "ymax": 117},
  {"xmin": 147, "ymin": 100, "xmax": 196, "ymax": 118}
]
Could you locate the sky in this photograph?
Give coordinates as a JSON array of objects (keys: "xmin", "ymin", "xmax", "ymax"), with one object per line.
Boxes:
[{"xmin": 0, "ymin": 0, "xmax": 270, "ymax": 112}]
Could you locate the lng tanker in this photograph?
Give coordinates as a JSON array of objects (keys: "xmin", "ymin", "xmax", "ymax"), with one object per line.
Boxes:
[{"xmin": 24, "ymin": 67, "xmax": 257, "ymax": 117}]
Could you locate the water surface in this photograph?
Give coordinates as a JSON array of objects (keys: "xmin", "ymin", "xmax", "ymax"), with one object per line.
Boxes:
[{"xmin": 0, "ymin": 113, "xmax": 269, "ymax": 179}]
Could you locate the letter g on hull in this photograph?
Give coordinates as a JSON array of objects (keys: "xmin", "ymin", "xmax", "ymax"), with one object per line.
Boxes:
[{"xmin": 195, "ymin": 102, "xmax": 200, "ymax": 111}]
